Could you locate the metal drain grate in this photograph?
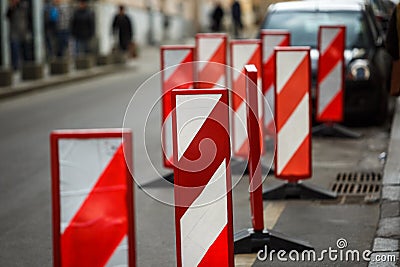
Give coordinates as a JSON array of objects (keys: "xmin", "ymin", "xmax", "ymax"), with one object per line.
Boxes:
[{"xmin": 331, "ymin": 172, "xmax": 382, "ymax": 196}]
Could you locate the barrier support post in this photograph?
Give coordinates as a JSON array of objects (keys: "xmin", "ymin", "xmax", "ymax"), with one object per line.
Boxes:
[
  {"xmin": 229, "ymin": 39, "xmax": 270, "ymax": 176},
  {"xmin": 159, "ymin": 45, "xmax": 195, "ymax": 184},
  {"xmin": 234, "ymin": 65, "xmax": 313, "ymax": 254},
  {"xmin": 312, "ymin": 122, "xmax": 361, "ymax": 138},
  {"xmin": 263, "ymin": 47, "xmax": 336, "ymax": 200}
]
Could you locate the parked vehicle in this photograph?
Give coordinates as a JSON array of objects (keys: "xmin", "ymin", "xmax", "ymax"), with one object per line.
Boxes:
[{"xmin": 261, "ymin": 0, "xmax": 392, "ymax": 124}]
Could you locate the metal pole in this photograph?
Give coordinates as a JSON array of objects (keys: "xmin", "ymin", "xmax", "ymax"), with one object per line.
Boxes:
[
  {"xmin": 32, "ymin": 0, "xmax": 44, "ymax": 64},
  {"xmin": 0, "ymin": 0, "xmax": 10, "ymax": 67}
]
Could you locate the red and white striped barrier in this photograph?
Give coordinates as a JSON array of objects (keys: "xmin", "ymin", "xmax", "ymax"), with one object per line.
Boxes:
[
  {"xmin": 261, "ymin": 30, "xmax": 290, "ymax": 133},
  {"xmin": 161, "ymin": 45, "xmax": 195, "ymax": 168},
  {"xmin": 235, "ymin": 65, "xmax": 315, "ymax": 251},
  {"xmin": 317, "ymin": 26, "xmax": 345, "ymax": 122},
  {"xmin": 171, "ymin": 89, "xmax": 234, "ymax": 267},
  {"xmin": 230, "ymin": 40, "xmax": 263, "ymax": 158},
  {"xmin": 196, "ymin": 33, "xmax": 227, "ymax": 88},
  {"xmin": 275, "ymin": 47, "xmax": 312, "ymax": 180},
  {"xmin": 50, "ymin": 129, "xmax": 135, "ymax": 267}
]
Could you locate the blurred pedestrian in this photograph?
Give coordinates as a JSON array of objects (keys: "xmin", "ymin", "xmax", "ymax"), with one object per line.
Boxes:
[
  {"xmin": 211, "ymin": 2, "xmax": 224, "ymax": 32},
  {"xmin": 231, "ymin": 0, "xmax": 243, "ymax": 38},
  {"xmin": 386, "ymin": 3, "xmax": 400, "ymax": 96},
  {"xmin": 6, "ymin": 0, "xmax": 30, "ymax": 70},
  {"xmin": 44, "ymin": 0, "xmax": 58, "ymax": 59},
  {"xmin": 112, "ymin": 5, "xmax": 134, "ymax": 52},
  {"xmin": 70, "ymin": 0, "xmax": 95, "ymax": 56},
  {"xmin": 54, "ymin": 0, "xmax": 71, "ymax": 58}
]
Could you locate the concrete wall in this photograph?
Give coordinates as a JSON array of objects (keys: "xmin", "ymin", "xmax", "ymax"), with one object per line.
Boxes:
[{"xmin": 95, "ymin": 3, "xmax": 193, "ymax": 55}]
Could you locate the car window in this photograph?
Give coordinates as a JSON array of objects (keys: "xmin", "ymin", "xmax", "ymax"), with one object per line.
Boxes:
[{"xmin": 263, "ymin": 10, "xmax": 373, "ymax": 49}]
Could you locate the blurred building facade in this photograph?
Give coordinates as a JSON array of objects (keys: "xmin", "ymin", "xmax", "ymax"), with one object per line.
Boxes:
[{"xmin": 0, "ymin": 0, "xmax": 279, "ymax": 69}]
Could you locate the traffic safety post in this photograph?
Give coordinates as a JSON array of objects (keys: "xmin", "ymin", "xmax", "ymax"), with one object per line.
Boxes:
[
  {"xmin": 160, "ymin": 45, "xmax": 195, "ymax": 182},
  {"xmin": 313, "ymin": 25, "xmax": 361, "ymax": 138},
  {"xmin": 234, "ymin": 65, "xmax": 313, "ymax": 254},
  {"xmin": 263, "ymin": 47, "xmax": 337, "ymax": 200},
  {"xmin": 50, "ymin": 129, "xmax": 136, "ymax": 267},
  {"xmin": 171, "ymin": 89, "xmax": 234, "ymax": 267},
  {"xmin": 195, "ymin": 33, "xmax": 227, "ymax": 88},
  {"xmin": 230, "ymin": 39, "xmax": 263, "ymax": 160},
  {"xmin": 261, "ymin": 30, "xmax": 290, "ymax": 135}
]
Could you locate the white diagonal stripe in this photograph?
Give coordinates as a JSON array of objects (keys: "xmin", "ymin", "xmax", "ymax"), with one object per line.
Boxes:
[
  {"xmin": 176, "ymin": 94, "xmax": 221, "ymax": 161},
  {"xmin": 181, "ymin": 160, "xmax": 228, "ymax": 266},
  {"xmin": 233, "ymin": 102, "xmax": 248, "ymax": 153},
  {"xmin": 263, "ymin": 35, "xmax": 286, "ymax": 63},
  {"xmin": 105, "ymin": 236, "xmax": 128, "ymax": 267},
  {"xmin": 318, "ymin": 61, "xmax": 342, "ymax": 115},
  {"xmin": 59, "ymin": 138, "xmax": 122, "ymax": 233},
  {"xmin": 264, "ymin": 84, "xmax": 275, "ymax": 127},
  {"xmin": 276, "ymin": 51, "xmax": 307, "ymax": 94},
  {"xmin": 163, "ymin": 50, "xmax": 190, "ymax": 82},
  {"xmin": 257, "ymin": 78, "xmax": 263, "ymax": 121},
  {"xmin": 321, "ymin": 28, "xmax": 339, "ymax": 54},
  {"xmin": 198, "ymin": 38, "xmax": 224, "ymax": 72},
  {"xmin": 215, "ymin": 74, "xmax": 226, "ymax": 88},
  {"xmin": 277, "ymin": 94, "xmax": 309, "ymax": 175},
  {"xmin": 232, "ymin": 44, "xmax": 258, "ymax": 81},
  {"xmin": 164, "ymin": 114, "xmax": 173, "ymax": 161}
]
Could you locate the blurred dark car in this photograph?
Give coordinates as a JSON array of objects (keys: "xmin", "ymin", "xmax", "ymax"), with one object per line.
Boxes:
[{"xmin": 261, "ymin": 0, "xmax": 392, "ymax": 124}]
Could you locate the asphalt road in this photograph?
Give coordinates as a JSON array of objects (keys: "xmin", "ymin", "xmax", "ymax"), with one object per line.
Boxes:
[{"xmin": 0, "ymin": 47, "xmax": 391, "ymax": 267}]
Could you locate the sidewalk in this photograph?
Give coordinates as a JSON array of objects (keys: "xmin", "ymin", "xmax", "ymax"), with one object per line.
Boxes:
[
  {"xmin": 369, "ymin": 97, "xmax": 400, "ymax": 267},
  {"xmin": 0, "ymin": 51, "xmax": 145, "ymax": 100}
]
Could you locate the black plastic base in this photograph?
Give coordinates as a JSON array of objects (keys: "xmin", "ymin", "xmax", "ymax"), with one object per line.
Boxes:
[
  {"xmin": 312, "ymin": 123, "xmax": 361, "ymax": 138},
  {"xmin": 234, "ymin": 228, "xmax": 313, "ymax": 254},
  {"xmin": 231, "ymin": 158, "xmax": 273, "ymax": 176},
  {"xmin": 263, "ymin": 181, "xmax": 337, "ymax": 200},
  {"xmin": 162, "ymin": 172, "xmax": 174, "ymax": 184}
]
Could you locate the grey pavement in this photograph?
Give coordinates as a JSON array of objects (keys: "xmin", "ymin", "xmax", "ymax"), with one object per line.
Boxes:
[{"xmin": 369, "ymin": 98, "xmax": 400, "ymax": 267}]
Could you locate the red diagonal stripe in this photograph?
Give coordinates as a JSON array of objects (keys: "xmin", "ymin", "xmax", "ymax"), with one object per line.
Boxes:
[
  {"xmin": 163, "ymin": 52, "xmax": 194, "ymax": 120},
  {"xmin": 276, "ymin": 56, "xmax": 309, "ymax": 130},
  {"xmin": 262, "ymin": 57, "xmax": 275, "ymax": 95},
  {"xmin": 174, "ymin": 99, "xmax": 230, "ymax": 215},
  {"xmin": 262, "ymin": 37, "xmax": 289, "ymax": 94},
  {"xmin": 232, "ymin": 48, "xmax": 261, "ymax": 111},
  {"xmin": 235, "ymin": 136, "xmax": 249, "ymax": 158},
  {"xmin": 280, "ymin": 135, "xmax": 311, "ymax": 179},
  {"xmin": 198, "ymin": 42, "xmax": 226, "ymax": 87},
  {"xmin": 319, "ymin": 31, "xmax": 344, "ymax": 84},
  {"xmin": 198, "ymin": 225, "xmax": 229, "ymax": 267},
  {"xmin": 318, "ymin": 90, "xmax": 343, "ymax": 122},
  {"xmin": 61, "ymin": 145, "xmax": 128, "ymax": 267}
]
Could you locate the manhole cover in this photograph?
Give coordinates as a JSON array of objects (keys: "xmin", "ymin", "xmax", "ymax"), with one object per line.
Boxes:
[{"xmin": 331, "ymin": 172, "xmax": 382, "ymax": 196}]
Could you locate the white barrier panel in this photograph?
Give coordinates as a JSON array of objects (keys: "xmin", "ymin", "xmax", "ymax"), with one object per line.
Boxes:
[
  {"xmin": 275, "ymin": 47, "xmax": 312, "ymax": 180},
  {"xmin": 160, "ymin": 45, "xmax": 195, "ymax": 168},
  {"xmin": 261, "ymin": 30, "xmax": 290, "ymax": 134},
  {"xmin": 195, "ymin": 33, "xmax": 227, "ymax": 88},
  {"xmin": 50, "ymin": 129, "xmax": 135, "ymax": 267},
  {"xmin": 230, "ymin": 40, "xmax": 263, "ymax": 159},
  {"xmin": 172, "ymin": 89, "xmax": 234, "ymax": 267},
  {"xmin": 317, "ymin": 26, "xmax": 345, "ymax": 122}
]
